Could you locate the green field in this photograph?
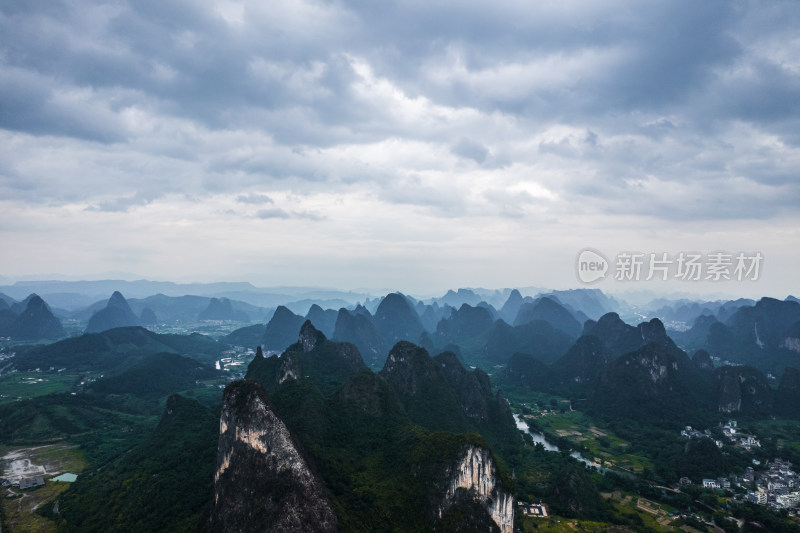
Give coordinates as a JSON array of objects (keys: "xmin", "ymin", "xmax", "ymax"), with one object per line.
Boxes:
[
  {"xmin": 525, "ymin": 409, "xmax": 652, "ymax": 474},
  {"xmin": 753, "ymin": 418, "xmax": 800, "ymax": 454},
  {"xmin": 0, "ymin": 372, "xmax": 82, "ymax": 404},
  {"xmin": 1, "ymin": 444, "xmax": 87, "ymax": 533}
]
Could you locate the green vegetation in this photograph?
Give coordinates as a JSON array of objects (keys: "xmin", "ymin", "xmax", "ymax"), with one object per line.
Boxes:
[
  {"xmin": 0, "ymin": 329, "xmax": 235, "ymax": 531},
  {"xmin": 58, "ymin": 395, "xmax": 219, "ymax": 533},
  {"xmin": 0, "ymin": 444, "xmax": 86, "ymax": 533},
  {"xmin": 528, "ymin": 410, "xmax": 652, "ymax": 473},
  {"xmin": 88, "ymin": 352, "xmax": 221, "ymax": 398},
  {"xmin": 0, "ymin": 371, "xmax": 80, "ymax": 403},
  {"xmin": 753, "ymin": 418, "xmax": 800, "ymax": 465},
  {"xmin": 4, "ymin": 481, "xmax": 71, "ymax": 532},
  {"xmin": 0, "ymin": 393, "xmax": 157, "ymax": 445},
  {"xmin": 10, "ymin": 326, "xmax": 225, "ymax": 374},
  {"xmin": 1, "ymin": 315, "xmax": 797, "ymax": 533}
]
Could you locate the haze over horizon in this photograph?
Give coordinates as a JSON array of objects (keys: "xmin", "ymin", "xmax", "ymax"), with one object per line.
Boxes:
[{"xmin": 2, "ymin": 1, "xmax": 799, "ymax": 296}]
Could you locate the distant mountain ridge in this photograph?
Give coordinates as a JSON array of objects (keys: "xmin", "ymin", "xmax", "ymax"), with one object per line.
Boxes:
[
  {"xmin": 0, "ymin": 294, "xmax": 66, "ymax": 340},
  {"xmin": 8, "ymin": 326, "xmax": 223, "ymax": 373},
  {"xmin": 197, "ymin": 297, "xmax": 250, "ymax": 322},
  {"xmin": 85, "ymin": 291, "xmax": 141, "ymax": 333},
  {"xmin": 0, "ymin": 280, "xmax": 372, "ymax": 311}
]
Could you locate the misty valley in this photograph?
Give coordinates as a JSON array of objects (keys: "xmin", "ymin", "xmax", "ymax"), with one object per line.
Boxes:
[{"xmin": 1, "ymin": 284, "xmax": 800, "ymax": 533}]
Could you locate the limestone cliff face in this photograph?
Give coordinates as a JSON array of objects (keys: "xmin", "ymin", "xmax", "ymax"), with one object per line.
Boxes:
[
  {"xmin": 714, "ymin": 366, "xmax": 773, "ymax": 414},
  {"xmin": 784, "ymin": 337, "xmax": 800, "ymax": 353},
  {"xmin": 439, "ymin": 445, "xmax": 514, "ymax": 533},
  {"xmin": 210, "ymin": 380, "xmax": 337, "ymax": 533},
  {"xmin": 298, "ymin": 319, "xmax": 326, "ymax": 353}
]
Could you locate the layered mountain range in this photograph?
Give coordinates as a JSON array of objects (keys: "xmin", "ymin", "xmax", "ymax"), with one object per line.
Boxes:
[
  {"xmin": 4, "ymin": 286, "xmax": 800, "ymax": 532},
  {"xmin": 220, "ymin": 321, "xmax": 516, "ymax": 532},
  {"xmin": 0, "ymin": 294, "xmax": 65, "ymax": 340}
]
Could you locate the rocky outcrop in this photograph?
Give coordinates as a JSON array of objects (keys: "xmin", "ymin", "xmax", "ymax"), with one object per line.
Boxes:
[
  {"xmin": 776, "ymin": 367, "xmax": 800, "ymax": 417},
  {"xmin": 581, "ymin": 312, "xmax": 645, "ymax": 358},
  {"xmin": 333, "ymin": 308, "xmax": 386, "ymax": 370},
  {"xmin": 8, "ymin": 294, "xmax": 65, "ymax": 340},
  {"xmin": 782, "ymin": 320, "xmax": 800, "ymax": 353},
  {"xmin": 714, "ymin": 366, "xmax": 773, "ymax": 414},
  {"xmin": 85, "ymin": 291, "xmax": 140, "ymax": 333},
  {"xmin": 499, "ymin": 289, "xmax": 524, "ymax": 324},
  {"xmin": 484, "ymin": 318, "xmax": 574, "ymax": 364},
  {"xmin": 380, "ymin": 341, "xmax": 443, "ymax": 397},
  {"xmin": 784, "ymin": 337, "xmax": 800, "ymax": 353},
  {"xmin": 692, "ymin": 349, "xmax": 714, "ymax": 371},
  {"xmin": 139, "ymin": 307, "xmax": 158, "ymax": 327},
  {"xmin": 373, "ymin": 293, "xmax": 425, "ymax": 346},
  {"xmin": 298, "ymin": 320, "xmax": 326, "ymax": 353},
  {"xmin": 438, "ymin": 445, "xmax": 514, "ymax": 533},
  {"xmin": 434, "ymin": 350, "xmax": 491, "ymax": 421},
  {"xmin": 197, "ymin": 297, "xmax": 249, "ymax": 322},
  {"xmin": 304, "ymin": 304, "xmax": 337, "ymax": 339},
  {"xmin": 590, "ymin": 340, "xmax": 711, "ymax": 421},
  {"xmin": 247, "ymin": 322, "xmax": 369, "ymax": 398},
  {"xmin": 513, "ymin": 297, "xmax": 582, "ymax": 338},
  {"xmin": 435, "ymin": 304, "xmax": 494, "ymax": 345},
  {"xmin": 716, "ymin": 371, "xmax": 742, "ymax": 413},
  {"xmin": 639, "ymin": 318, "xmax": 669, "ymax": 345},
  {"xmin": 554, "ymin": 335, "xmax": 609, "ymax": 383},
  {"xmin": 262, "ymin": 305, "xmax": 306, "ymax": 352},
  {"xmin": 211, "ymin": 380, "xmax": 337, "ymax": 533}
]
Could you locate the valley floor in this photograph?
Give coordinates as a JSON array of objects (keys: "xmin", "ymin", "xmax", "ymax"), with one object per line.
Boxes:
[{"xmin": 1, "ymin": 444, "xmax": 85, "ymax": 533}]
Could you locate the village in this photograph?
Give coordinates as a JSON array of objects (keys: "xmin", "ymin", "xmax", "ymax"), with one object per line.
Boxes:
[
  {"xmin": 741, "ymin": 459, "xmax": 800, "ymax": 512},
  {"xmin": 680, "ymin": 419, "xmax": 761, "ymax": 452}
]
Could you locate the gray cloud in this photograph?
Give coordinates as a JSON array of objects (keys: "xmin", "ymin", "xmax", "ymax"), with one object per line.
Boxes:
[
  {"xmin": 236, "ymin": 193, "xmax": 274, "ymax": 205},
  {"xmin": 450, "ymin": 138, "xmax": 488, "ymax": 164},
  {"xmin": 1, "ymin": 0, "xmax": 799, "ymax": 291},
  {"xmin": 255, "ymin": 208, "xmax": 290, "ymax": 220},
  {"xmin": 85, "ymin": 192, "xmax": 155, "ymax": 213},
  {"xmin": 253, "ymin": 207, "xmax": 324, "ymax": 221}
]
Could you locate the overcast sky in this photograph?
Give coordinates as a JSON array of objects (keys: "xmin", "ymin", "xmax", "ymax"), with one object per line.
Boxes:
[{"xmin": 1, "ymin": 0, "xmax": 799, "ymax": 297}]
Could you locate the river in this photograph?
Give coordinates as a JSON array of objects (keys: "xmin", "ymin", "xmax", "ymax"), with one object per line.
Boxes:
[{"xmin": 513, "ymin": 413, "xmax": 606, "ymax": 471}]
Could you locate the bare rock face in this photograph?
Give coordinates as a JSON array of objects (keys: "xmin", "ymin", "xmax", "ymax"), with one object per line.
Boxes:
[
  {"xmin": 714, "ymin": 366, "xmax": 772, "ymax": 414},
  {"xmin": 438, "ymin": 445, "xmax": 514, "ymax": 533},
  {"xmin": 692, "ymin": 349, "xmax": 714, "ymax": 371},
  {"xmin": 298, "ymin": 319, "xmax": 326, "ymax": 353},
  {"xmin": 210, "ymin": 380, "xmax": 337, "ymax": 533}
]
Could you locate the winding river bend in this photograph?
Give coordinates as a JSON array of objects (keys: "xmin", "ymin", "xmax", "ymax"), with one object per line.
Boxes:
[{"xmin": 513, "ymin": 413, "xmax": 607, "ymax": 472}]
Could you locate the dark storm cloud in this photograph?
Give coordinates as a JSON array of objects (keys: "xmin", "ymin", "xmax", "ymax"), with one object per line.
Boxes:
[
  {"xmin": 0, "ymin": 67, "xmax": 128, "ymax": 143},
  {"xmin": 1, "ymin": 0, "xmax": 799, "ymax": 223}
]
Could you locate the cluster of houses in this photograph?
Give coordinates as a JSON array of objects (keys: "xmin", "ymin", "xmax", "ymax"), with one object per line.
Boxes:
[
  {"xmin": 719, "ymin": 420, "xmax": 761, "ymax": 451},
  {"xmin": 1, "ymin": 475, "xmax": 45, "ymax": 490},
  {"xmin": 517, "ymin": 501, "xmax": 549, "ymax": 518},
  {"xmin": 684, "ymin": 459, "xmax": 800, "ymax": 513},
  {"xmin": 743, "ymin": 459, "xmax": 800, "ymax": 511},
  {"xmin": 680, "ymin": 420, "xmax": 760, "ymax": 451},
  {"xmin": 2, "ymin": 473, "xmax": 78, "ymax": 490}
]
